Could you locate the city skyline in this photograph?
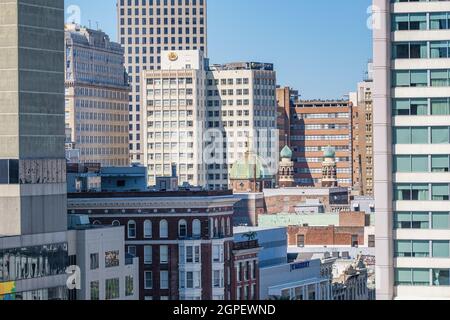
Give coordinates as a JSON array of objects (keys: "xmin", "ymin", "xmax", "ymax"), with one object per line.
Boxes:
[{"xmin": 65, "ymin": 0, "xmax": 373, "ymax": 100}]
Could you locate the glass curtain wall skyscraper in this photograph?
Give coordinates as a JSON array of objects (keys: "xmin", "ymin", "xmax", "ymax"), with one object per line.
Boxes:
[{"xmin": 117, "ymin": 0, "xmax": 207, "ymax": 163}]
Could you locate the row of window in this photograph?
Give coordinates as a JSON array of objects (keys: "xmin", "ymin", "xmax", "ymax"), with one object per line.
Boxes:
[
  {"xmin": 395, "ymin": 240, "xmax": 450, "ymax": 258},
  {"xmin": 90, "ymin": 277, "xmax": 134, "ymax": 300},
  {"xmin": 393, "ymin": 98, "xmax": 450, "ymax": 116},
  {"xmin": 394, "ymin": 211, "xmax": 450, "ymax": 230},
  {"xmin": 394, "ymin": 155, "xmax": 450, "ymax": 173},
  {"xmin": 393, "ymin": 126, "xmax": 450, "ymax": 144},
  {"xmin": 392, "ymin": 12, "xmax": 450, "ymax": 31},
  {"xmin": 394, "ymin": 184, "xmax": 450, "ymax": 201},
  {"xmin": 124, "ymin": 217, "xmax": 232, "ymax": 240},
  {"xmin": 393, "ymin": 70, "xmax": 450, "ymax": 88},
  {"xmin": 393, "ymin": 41, "xmax": 450, "ymax": 59},
  {"xmin": 395, "ymin": 268, "xmax": 449, "ymax": 287}
]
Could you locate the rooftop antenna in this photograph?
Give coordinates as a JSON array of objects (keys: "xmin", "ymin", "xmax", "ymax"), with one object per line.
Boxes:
[{"xmin": 88, "ymin": 20, "xmax": 91, "ymax": 29}]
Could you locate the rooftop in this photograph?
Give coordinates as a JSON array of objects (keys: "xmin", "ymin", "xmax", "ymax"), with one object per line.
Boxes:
[
  {"xmin": 68, "ymin": 190, "xmax": 233, "ymax": 199},
  {"xmin": 234, "ymin": 226, "xmax": 286, "ymax": 234},
  {"xmin": 209, "ymin": 62, "xmax": 274, "ymax": 72}
]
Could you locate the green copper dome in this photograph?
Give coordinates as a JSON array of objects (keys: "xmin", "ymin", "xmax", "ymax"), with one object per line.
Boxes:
[
  {"xmin": 323, "ymin": 147, "xmax": 336, "ymax": 159},
  {"xmin": 280, "ymin": 145, "xmax": 293, "ymax": 160},
  {"xmin": 229, "ymin": 153, "xmax": 270, "ymax": 180}
]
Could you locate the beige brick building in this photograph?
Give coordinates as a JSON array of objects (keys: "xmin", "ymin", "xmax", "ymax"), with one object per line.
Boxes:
[{"xmin": 65, "ymin": 24, "xmax": 130, "ymax": 166}]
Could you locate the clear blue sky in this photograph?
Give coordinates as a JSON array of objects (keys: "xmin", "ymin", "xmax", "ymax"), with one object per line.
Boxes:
[{"xmin": 65, "ymin": 0, "xmax": 372, "ymax": 99}]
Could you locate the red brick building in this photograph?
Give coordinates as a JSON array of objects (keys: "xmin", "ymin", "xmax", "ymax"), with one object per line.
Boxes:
[
  {"xmin": 67, "ymin": 190, "xmax": 239, "ymax": 301},
  {"xmin": 230, "ymin": 240, "xmax": 260, "ymax": 300},
  {"xmin": 287, "ymin": 212, "xmax": 372, "ymax": 248}
]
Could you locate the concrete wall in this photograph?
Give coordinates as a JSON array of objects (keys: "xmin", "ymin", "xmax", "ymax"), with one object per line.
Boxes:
[{"xmin": 0, "ymin": 0, "xmax": 67, "ymax": 236}]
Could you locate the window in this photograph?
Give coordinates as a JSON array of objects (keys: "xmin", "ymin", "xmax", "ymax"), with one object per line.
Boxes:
[
  {"xmin": 90, "ymin": 281, "xmax": 99, "ymax": 300},
  {"xmin": 432, "ymin": 155, "xmax": 449, "ymax": 172},
  {"xmin": 393, "ymin": 99, "xmax": 427, "ymax": 116},
  {"xmin": 433, "ymin": 241, "xmax": 450, "ymax": 258},
  {"xmin": 144, "ymin": 271, "xmax": 153, "ymax": 289},
  {"xmin": 368, "ymin": 235, "xmax": 375, "ymax": 248},
  {"xmin": 160, "ymin": 220, "xmax": 168, "ymax": 238},
  {"xmin": 432, "ymin": 184, "xmax": 449, "ymax": 201},
  {"xmin": 395, "ymin": 268, "xmax": 430, "ymax": 286},
  {"xmin": 160, "ymin": 271, "xmax": 169, "ymax": 289},
  {"xmin": 105, "ymin": 278, "xmax": 120, "ymax": 300},
  {"xmin": 105, "ymin": 251, "xmax": 120, "ymax": 268},
  {"xmin": 178, "ymin": 219, "xmax": 187, "ymax": 238},
  {"xmin": 160, "ymin": 245, "xmax": 169, "ymax": 264},
  {"xmin": 394, "ymin": 184, "xmax": 429, "ymax": 201},
  {"xmin": 393, "ymin": 70, "xmax": 427, "ymax": 87},
  {"xmin": 144, "ymin": 220, "xmax": 152, "ymax": 238},
  {"xmin": 393, "ymin": 42, "xmax": 427, "ymax": 59},
  {"xmin": 125, "ymin": 276, "xmax": 134, "ymax": 297},
  {"xmin": 432, "ymin": 212, "xmax": 450, "ymax": 229},
  {"xmin": 432, "ymin": 127, "xmax": 449, "ymax": 144},
  {"xmin": 128, "ymin": 220, "xmax": 136, "ymax": 239},
  {"xmin": 395, "ymin": 240, "xmax": 429, "ymax": 257},
  {"xmin": 192, "ymin": 219, "xmax": 201, "ymax": 238},
  {"xmin": 90, "ymin": 253, "xmax": 99, "ymax": 270},
  {"xmin": 144, "ymin": 246, "xmax": 152, "ymax": 264},
  {"xmin": 433, "ymin": 269, "xmax": 450, "ymax": 286},
  {"xmin": 213, "ymin": 270, "xmax": 223, "ymax": 288},
  {"xmin": 394, "ymin": 155, "xmax": 428, "ymax": 173},
  {"xmin": 297, "ymin": 235, "xmax": 305, "ymax": 247},
  {"xmin": 212, "ymin": 245, "xmax": 223, "ymax": 263}
]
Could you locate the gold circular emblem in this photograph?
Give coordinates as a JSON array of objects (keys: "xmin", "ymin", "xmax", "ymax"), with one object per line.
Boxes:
[{"xmin": 168, "ymin": 52, "xmax": 178, "ymax": 61}]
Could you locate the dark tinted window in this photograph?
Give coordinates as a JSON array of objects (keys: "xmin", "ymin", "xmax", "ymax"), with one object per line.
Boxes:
[
  {"xmin": 9, "ymin": 159, "xmax": 19, "ymax": 184},
  {"xmin": 0, "ymin": 160, "xmax": 8, "ymax": 184}
]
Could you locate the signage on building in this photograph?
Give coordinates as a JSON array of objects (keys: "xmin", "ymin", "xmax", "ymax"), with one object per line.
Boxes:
[
  {"xmin": 290, "ymin": 261, "xmax": 310, "ymax": 272},
  {"xmin": 168, "ymin": 52, "xmax": 178, "ymax": 61}
]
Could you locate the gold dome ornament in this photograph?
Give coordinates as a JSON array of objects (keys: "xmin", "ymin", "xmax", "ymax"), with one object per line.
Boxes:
[{"xmin": 168, "ymin": 52, "xmax": 178, "ymax": 61}]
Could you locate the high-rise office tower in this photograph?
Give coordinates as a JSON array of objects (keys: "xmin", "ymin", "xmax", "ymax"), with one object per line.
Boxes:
[
  {"xmin": 0, "ymin": 0, "xmax": 70, "ymax": 300},
  {"xmin": 374, "ymin": 0, "xmax": 450, "ymax": 300},
  {"xmin": 117, "ymin": 0, "xmax": 208, "ymax": 163},
  {"xmin": 65, "ymin": 24, "xmax": 130, "ymax": 167},
  {"xmin": 0, "ymin": 0, "xmax": 67, "ymax": 236}
]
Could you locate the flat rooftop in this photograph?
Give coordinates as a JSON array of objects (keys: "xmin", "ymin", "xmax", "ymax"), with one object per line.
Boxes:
[
  {"xmin": 209, "ymin": 62, "xmax": 274, "ymax": 71},
  {"xmin": 234, "ymin": 226, "xmax": 286, "ymax": 234},
  {"xmin": 68, "ymin": 190, "xmax": 233, "ymax": 199}
]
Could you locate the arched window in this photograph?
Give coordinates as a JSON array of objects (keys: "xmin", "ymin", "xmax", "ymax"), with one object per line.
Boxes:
[
  {"xmin": 178, "ymin": 219, "xmax": 187, "ymax": 238},
  {"xmin": 128, "ymin": 220, "xmax": 136, "ymax": 239},
  {"xmin": 93, "ymin": 220, "xmax": 101, "ymax": 226},
  {"xmin": 226, "ymin": 217, "xmax": 231, "ymax": 236},
  {"xmin": 160, "ymin": 220, "xmax": 168, "ymax": 239},
  {"xmin": 193, "ymin": 219, "xmax": 201, "ymax": 238},
  {"xmin": 112, "ymin": 220, "xmax": 120, "ymax": 227},
  {"xmin": 144, "ymin": 220, "xmax": 152, "ymax": 239}
]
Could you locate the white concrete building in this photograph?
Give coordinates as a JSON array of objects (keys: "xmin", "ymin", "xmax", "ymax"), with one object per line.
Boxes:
[
  {"xmin": 142, "ymin": 50, "xmax": 208, "ymax": 187},
  {"xmin": 68, "ymin": 215, "xmax": 139, "ymax": 300},
  {"xmin": 206, "ymin": 63, "xmax": 278, "ymax": 190},
  {"xmin": 142, "ymin": 50, "xmax": 278, "ymax": 189},
  {"xmin": 374, "ymin": 0, "xmax": 450, "ymax": 300}
]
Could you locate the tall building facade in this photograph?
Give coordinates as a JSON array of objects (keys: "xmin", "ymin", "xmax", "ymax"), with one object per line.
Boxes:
[
  {"xmin": 117, "ymin": 0, "xmax": 208, "ymax": 163},
  {"xmin": 374, "ymin": 0, "xmax": 450, "ymax": 300},
  {"xmin": 289, "ymin": 100, "xmax": 353, "ymax": 188},
  {"xmin": 0, "ymin": 0, "xmax": 67, "ymax": 236},
  {"xmin": 143, "ymin": 50, "xmax": 278, "ymax": 189},
  {"xmin": 206, "ymin": 62, "xmax": 278, "ymax": 191},
  {"xmin": 351, "ymin": 69, "xmax": 374, "ymax": 197},
  {"xmin": 142, "ymin": 50, "xmax": 208, "ymax": 187},
  {"xmin": 0, "ymin": 0, "xmax": 70, "ymax": 300},
  {"xmin": 65, "ymin": 24, "xmax": 130, "ymax": 167}
]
